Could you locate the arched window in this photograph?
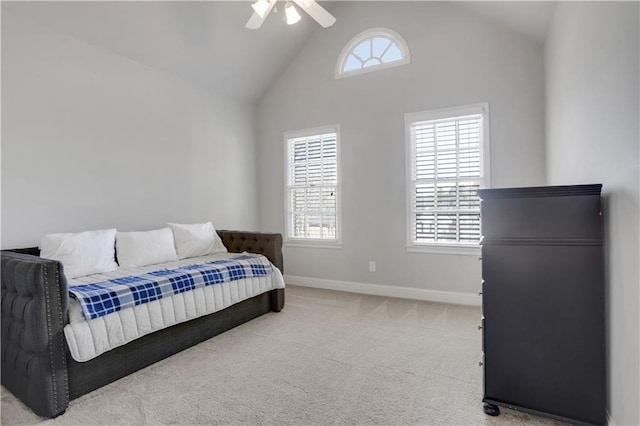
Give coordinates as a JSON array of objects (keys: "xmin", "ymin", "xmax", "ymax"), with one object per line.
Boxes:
[{"xmin": 336, "ymin": 28, "xmax": 410, "ymax": 79}]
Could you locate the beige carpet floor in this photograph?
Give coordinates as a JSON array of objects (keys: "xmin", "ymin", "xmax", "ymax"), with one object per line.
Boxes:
[{"xmin": 1, "ymin": 285, "xmax": 565, "ymax": 425}]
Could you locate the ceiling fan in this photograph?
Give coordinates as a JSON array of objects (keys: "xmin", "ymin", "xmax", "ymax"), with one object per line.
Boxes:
[{"xmin": 246, "ymin": 0, "xmax": 336, "ymax": 29}]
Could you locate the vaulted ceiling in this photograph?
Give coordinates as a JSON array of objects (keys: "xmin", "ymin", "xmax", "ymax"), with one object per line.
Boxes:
[{"xmin": 2, "ymin": 1, "xmax": 556, "ymax": 104}]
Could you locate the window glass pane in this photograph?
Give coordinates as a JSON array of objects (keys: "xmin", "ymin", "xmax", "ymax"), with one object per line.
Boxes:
[
  {"xmin": 381, "ymin": 44, "xmax": 402, "ymax": 62},
  {"xmin": 321, "ymin": 215, "xmax": 336, "ymax": 239},
  {"xmin": 353, "ymin": 39, "xmax": 371, "ymax": 61},
  {"xmin": 415, "ymin": 151, "xmax": 435, "ymax": 180},
  {"xmin": 363, "ymin": 58, "xmax": 381, "ymax": 68},
  {"xmin": 415, "ymin": 213, "xmax": 435, "ymax": 241},
  {"xmin": 293, "ymin": 164, "xmax": 307, "ymax": 185},
  {"xmin": 307, "ymin": 163, "xmax": 322, "ymax": 185},
  {"xmin": 307, "ymin": 138, "xmax": 322, "ymax": 161},
  {"xmin": 306, "ymin": 188, "xmax": 322, "ymax": 212},
  {"xmin": 436, "ymin": 213, "xmax": 458, "ymax": 241},
  {"xmin": 308, "ymin": 215, "xmax": 323, "ymax": 238},
  {"xmin": 372, "ymin": 37, "xmax": 392, "ymax": 57},
  {"xmin": 458, "ymin": 118, "xmax": 481, "ymax": 149},
  {"xmin": 435, "ymin": 151, "xmax": 457, "ymax": 179},
  {"xmin": 321, "ymin": 188, "xmax": 336, "ymax": 210},
  {"xmin": 322, "ymin": 137, "xmax": 337, "ymax": 158},
  {"xmin": 322, "ymin": 162, "xmax": 337, "ymax": 185},
  {"xmin": 293, "ymin": 141, "xmax": 307, "ymax": 162},
  {"xmin": 415, "ymin": 183, "xmax": 435, "ymax": 210},
  {"xmin": 414, "ymin": 124, "xmax": 435, "ymax": 150},
  {"xmin": 343, "ymin": 54, "xmax": 361, "ymax": 72},
  {"xmin": 436, "ymin": 182, "xmax": 457, "ymax": 209},
  {"xmin": 435, "ymin": 121, "xmax": 457, "ymax": 151},
  {"xmin": 459, "ymin": 182, "xmax": 480, "ymax": 210},
  {"xmin": 291, "ymin": 188, "xmax": 306, "ymax": 212},
  {"xmin": 459, "ymin": 148, "xmax": 480, "ymax": 178},
  {"xmin": 459, "ymin": 213, "xmax": 481, "ymax": 242},
  {"xmin": 293, "ymin": 214, "xmax": 307, "ymax": 237}
]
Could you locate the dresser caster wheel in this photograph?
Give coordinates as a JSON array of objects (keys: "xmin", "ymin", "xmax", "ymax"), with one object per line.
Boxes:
[{"xmin": 483, "ymin": 403, "xmax": 500, "ymax": 416}]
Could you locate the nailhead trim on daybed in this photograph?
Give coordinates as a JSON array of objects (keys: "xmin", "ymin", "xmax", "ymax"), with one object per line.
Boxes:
[{"xmin": 1, "ymin": 253, "xmax": 70, "ymax": 417}]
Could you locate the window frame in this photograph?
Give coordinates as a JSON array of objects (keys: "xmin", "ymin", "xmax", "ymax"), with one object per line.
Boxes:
[
  {"xmin": 283, "ymin": 125, "xmax": 343, "ymax": 249},
  {"xmin": 405, "ymin": 103, "xmax": 491, "ymax": 255},
  {"xmin": 335, "ymin": 27, "xmax": 410, "ymax": 79}
]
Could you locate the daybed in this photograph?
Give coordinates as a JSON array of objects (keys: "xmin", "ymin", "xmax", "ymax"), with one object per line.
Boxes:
[{"xmin": 1, "ymin": 230, "xmax": 285, "ymax": 418}]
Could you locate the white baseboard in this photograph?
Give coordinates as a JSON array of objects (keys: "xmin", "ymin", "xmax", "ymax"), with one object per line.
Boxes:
[{"xmin": 284, "ymin": 275, "xmax": 481, "ymax": 306}]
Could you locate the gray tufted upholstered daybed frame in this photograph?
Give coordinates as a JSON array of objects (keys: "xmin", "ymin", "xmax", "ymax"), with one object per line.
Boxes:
[{"xmin": 1, "ymin": 230, "xmax": 285, "ymax": 418}]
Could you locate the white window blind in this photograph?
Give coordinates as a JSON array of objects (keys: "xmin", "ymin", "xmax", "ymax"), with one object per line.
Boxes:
[
  {"xmin": 285, "ymin": 128, "xmax": 339, "ymax": 242},
  {"xmin": 407, "ymin": 105, "xmax": 488, "ymax": 249}
]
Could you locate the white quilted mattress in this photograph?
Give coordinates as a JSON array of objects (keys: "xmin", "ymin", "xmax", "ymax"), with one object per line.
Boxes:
[{"xmin": 64, "ymin": 253, "xmax": 285, "ymax": 362}]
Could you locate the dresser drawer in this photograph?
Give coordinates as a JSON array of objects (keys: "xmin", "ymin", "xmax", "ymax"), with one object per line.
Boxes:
[
  {"xmin": 481, "ymin": 243, "xmax": 605, "ymax": 424},
  {"xmin": 480, "ymin": 193, "xmax": 601, "ymax": 241}
]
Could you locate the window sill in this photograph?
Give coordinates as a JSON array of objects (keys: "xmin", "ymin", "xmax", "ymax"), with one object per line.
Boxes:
[
  {"xmin": 406, "ymin": 243, "xmax": 480, "ymax": 256},
  {"xmin": 285, "ymin": 240, "xmax": 343, "ymax": 250}
]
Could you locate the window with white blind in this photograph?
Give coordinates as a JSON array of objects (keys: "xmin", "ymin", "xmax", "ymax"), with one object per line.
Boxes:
[
  {"xmin": 284, "ymin": 126, "xmax": 341, "ymax": 247},
  {"xmin": 405, "ymin": 104, "xmax": 490, "ymax": 254}
]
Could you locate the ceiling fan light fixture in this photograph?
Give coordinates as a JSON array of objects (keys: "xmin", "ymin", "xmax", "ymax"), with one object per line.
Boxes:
[
  {"xmin": 246, "ymin": 0, "xmax": 335, "ymax": 30},
  {"xmin": 251, "ymin": 0, "xmax": 271, "ymax": 19},
  {"xmin": 285, "ymin": 2, "xmax": 302, "ymax": 25}
]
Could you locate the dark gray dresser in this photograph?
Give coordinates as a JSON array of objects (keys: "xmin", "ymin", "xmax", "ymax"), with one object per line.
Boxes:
[{"xmin": 478, "ymin": 184, "xmax": 606, "ymax": 426}]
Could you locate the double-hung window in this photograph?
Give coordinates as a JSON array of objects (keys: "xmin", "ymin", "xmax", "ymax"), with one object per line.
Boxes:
[
  {"xmin": 406, "ymin": 104, "xmax": 490, "ymax": 254},
  {"xmin": 284, "ymin": 126, "xmax": 341, "ymax": 247}
]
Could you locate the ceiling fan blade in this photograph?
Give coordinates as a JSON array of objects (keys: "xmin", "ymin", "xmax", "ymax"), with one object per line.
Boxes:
[
  {"xmin": 245, "ymin": 1, "xmax": 277, "ymax": 29},
  {"xmin": 292, "ymin": 0, "xmax": 336, "ymax": 28},
  {"xmin": 245, "ymin": 12, "xmax": 265, "ymax": 29}
]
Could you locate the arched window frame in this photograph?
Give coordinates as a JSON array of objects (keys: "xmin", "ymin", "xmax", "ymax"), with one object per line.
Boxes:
[{"xmin": 335, "ymin": 28, "xmax": 411, "ymax": 79}]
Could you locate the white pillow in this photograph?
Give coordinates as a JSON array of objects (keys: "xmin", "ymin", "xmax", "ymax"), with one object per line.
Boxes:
[
  {"xmin": 167, "ymin": 222, "xmax": 227, "ymax": 259},
  {"xmin": 40, "ymin": 229, "xmax": 118, "ymax": 279},
  {"xmin": 116, "ymin": 228, "xmax": 178, "ymax": 268}
]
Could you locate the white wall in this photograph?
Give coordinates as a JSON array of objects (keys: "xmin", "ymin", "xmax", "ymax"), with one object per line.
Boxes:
[
  {"xmin": 257, "ymin": 1, "xmax": 545, "ymax": 296},
  {"xmin": 1, "ymin": 11, "xmax": 258, "ymax": 249},
  {"xmin": 545, "ymin": 2, "xmax": 639, "ymax": 425}
]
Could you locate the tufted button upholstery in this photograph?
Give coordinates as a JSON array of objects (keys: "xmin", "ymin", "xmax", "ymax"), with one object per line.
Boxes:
[
  {"xmin": 1, "ymin": 231, "xmax": 285, "ymax": 419},
  {"xmin": 217, "ymin": 231, "xmax": 285, "ymax": 313},
  {"xmin": 217, "ymin": 231, "xmax": 284, "ymax": 273},
  {"xmin": 1, "ymin": 251, "xmax": 69, "ymax": 418}
]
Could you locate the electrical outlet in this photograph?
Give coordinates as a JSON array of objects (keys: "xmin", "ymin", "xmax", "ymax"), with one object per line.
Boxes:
[{"xmin": 368, "ymin": 261, "xmax": 376, "ymax": 272}]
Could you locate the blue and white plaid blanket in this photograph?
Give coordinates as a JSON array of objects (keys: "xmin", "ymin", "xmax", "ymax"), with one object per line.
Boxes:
[{"xmin": 69, "ymin": 254, "xmax": 273, "ymax": 320}]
